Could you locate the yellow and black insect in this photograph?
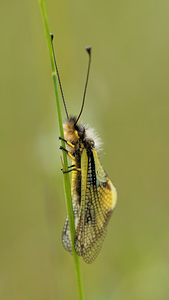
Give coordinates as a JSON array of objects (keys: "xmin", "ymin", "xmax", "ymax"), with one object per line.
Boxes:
[{"xmin": 51, "ymin": 36, "xmax": 117, "ymax": 263}]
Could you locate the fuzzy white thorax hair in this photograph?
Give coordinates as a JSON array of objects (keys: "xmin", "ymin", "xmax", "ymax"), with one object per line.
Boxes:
[{"xmin": 85, "ymin": 124, "xmax": 103, "ymax": 153}]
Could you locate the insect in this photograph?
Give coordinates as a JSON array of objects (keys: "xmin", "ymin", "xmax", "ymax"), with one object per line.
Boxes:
[{"xmin": 51, "ymin": 35, "xmax": 117, "ymax": 263}]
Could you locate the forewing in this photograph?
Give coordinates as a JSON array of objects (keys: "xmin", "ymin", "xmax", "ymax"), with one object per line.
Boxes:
[{"xmin": 74, "ymin": 148, "xmax": 117, "ymax": 263}]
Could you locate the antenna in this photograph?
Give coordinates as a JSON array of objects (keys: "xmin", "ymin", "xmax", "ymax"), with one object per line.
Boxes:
[
  {"xmin": 74, "ymin": 46, "xmax": 92, "ymax": 125},
  {"xmin": 50, "ymin": 33, "xmax": 69, "ymax": 119}
]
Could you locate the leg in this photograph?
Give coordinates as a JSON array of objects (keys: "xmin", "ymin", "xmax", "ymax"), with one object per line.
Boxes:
[
  {"xmin": 59, "ymin": 136, "xmax": 75, "ymax": 149},
  {"xmin": 62, "ymin": 168, "xmax": 81, "ymax": 174},
  {"xmin": 61, "ymin": 164, "xmax": 75, "ymax": 171},
  {"xmin": 60, "ymin": 146, "xmax": 75, "ymax": 160}
]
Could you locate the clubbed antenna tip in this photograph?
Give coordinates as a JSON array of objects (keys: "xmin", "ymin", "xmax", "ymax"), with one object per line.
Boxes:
[{"xmin": 86, "ymin": 46, "xmax": 92, "ymax": 55}]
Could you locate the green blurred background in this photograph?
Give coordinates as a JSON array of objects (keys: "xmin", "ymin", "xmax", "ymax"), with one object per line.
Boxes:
[{"xmin": 1, "ymin": 0, "xmax": 169, "ymax": 299}]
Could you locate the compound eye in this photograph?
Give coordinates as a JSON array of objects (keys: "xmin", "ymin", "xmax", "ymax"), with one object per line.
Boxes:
[{"xmin": 76, "ymin": 125, "xmax": 85, "ymax": 138}]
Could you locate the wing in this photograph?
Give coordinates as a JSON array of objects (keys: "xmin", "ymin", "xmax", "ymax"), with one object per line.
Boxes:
[
  {"xmin": 62, "ymin": 216, "xmax": 72, "ymax": 252},
  {"xmin": 62, "ymin": 158, "xmax": 81, "ymax": 253},
  {"xmin": 74, "ymin": 148, "xmax": 117, "ymax": 263}
]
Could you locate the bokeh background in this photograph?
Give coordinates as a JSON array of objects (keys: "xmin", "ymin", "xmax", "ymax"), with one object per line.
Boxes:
[{"xmin": 1, "ymin": 0, "xmax": 169, "ymax": 299}]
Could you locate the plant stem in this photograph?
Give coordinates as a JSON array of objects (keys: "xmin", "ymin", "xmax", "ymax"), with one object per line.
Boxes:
[{"xmin": 39, "ymin": 1, "xmax": 84, "ymax": 299}]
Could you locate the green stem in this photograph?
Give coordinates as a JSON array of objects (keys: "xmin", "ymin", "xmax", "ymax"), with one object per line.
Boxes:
[{"xmin": 39, "ymin": 1, "xmax": 84, "ymax": 299}]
